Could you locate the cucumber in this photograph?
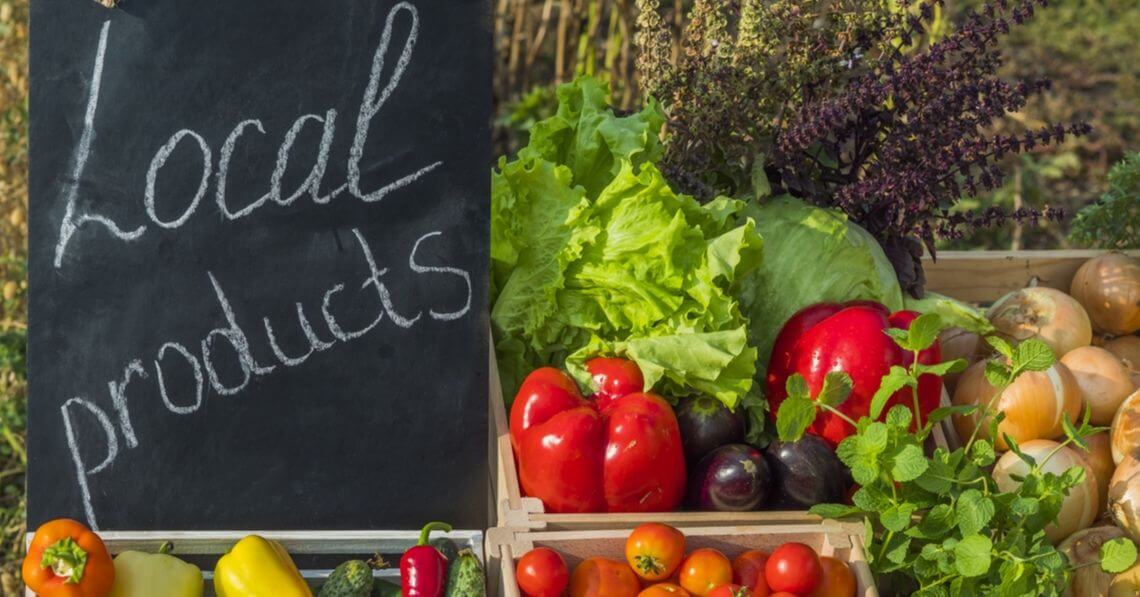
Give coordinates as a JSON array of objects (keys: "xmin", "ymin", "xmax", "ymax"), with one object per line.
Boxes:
[
  {"xmin": 444, "ymin": 549, "xmax": 485, "ymax": 597},
  {"xmin": 372, "ymin": 579, "xmax": 402, "ymax": 597},
  {"xmin": 430, "ymin": 537, "xmax": 460, "ymax": 562},
  {"xmin": 320, "ymin": 560, "xmax": 373, "ymax": 597}
]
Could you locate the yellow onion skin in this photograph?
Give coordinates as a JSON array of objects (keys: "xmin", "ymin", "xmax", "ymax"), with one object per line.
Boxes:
[
  {"xmin": 994, "ymin": 439, "xmax": 1099, "ymax": 544},
  {"xmin": 1059, "ymin": 525, "xmax": 1128, "ymax": 597},
  {"xmin": 1111, "ymin": 390, "xmax": 1140, "ymax": 465},
  {"xmin": 1103, "ymin": 336, "xmax": 1140, "ymax": 388},
  {"xmin": 1110, "ymin": 454, "xmax": 1140, "ymax": 544},
  {"xmin": 988, "ymin": 287, "xmax": 1093, "ymax": 358},
  {"xmin": 1071, "ymin": 253, "xmax": 1140, "ymax": 336},
  {"xmin": 1110, "ymin": 562, "xmax": 1140, "ymax": 596},
  {"xmin": 939, "ymin": 327, "xmax": 981, "ymax": 392},
  {"xmin": 1084, "ymin": 432, "xmax": 1114, "ymax": 517},
  {"xmin": 952, "ymin": 360, "xmax": 1083, "ymax": 451},
  {"xmin": 1062, "ymin": 346, "xmax": 1137, "ymax": 425}
]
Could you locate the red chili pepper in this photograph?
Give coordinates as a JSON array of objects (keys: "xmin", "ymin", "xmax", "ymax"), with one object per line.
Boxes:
[{"xmin": 401, "ymin": 521, "xmax": 452, "ymax": 597}]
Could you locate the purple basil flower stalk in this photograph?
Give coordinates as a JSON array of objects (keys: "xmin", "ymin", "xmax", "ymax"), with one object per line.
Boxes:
[{"xmin": 773, "ymin": 0, "xmax": 1090, "ymax": 297}]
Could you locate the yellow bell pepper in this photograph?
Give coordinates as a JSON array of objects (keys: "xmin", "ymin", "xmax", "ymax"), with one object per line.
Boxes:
[
  {"xmin": 213, "ymin": 535, "xmax": 312, "ymax": 597},
  {"xmin": 109, "ymin": 542, "xmax": 204, "ymax": 597}
]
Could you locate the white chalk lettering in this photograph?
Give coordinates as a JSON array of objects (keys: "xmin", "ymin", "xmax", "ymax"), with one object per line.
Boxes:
[
  {"xmin": 273, "ymin": 110, "xmax": 344, "ymax": 206},
  {"xmin": 154, "ymin": 342, "xmax": 204, "ymax": 415},
  {"xmin": 61, "ymin": 397, "xmax": 119, "ymax": 530},
  {"xmin": 53, "ymin": 21, "xmax": 146, "ymax": 268},
  {"xmin": 262, "ymin": 303, "xmax": 335, "ymax": 367},
  {"xmin": 145, "ymin": 130, "xmax": 213, "ymax": 229},
  {"xmin": 351, "ymin": 228, "xmax": 421, "ymax": 328},
  {"xmin": 107, "ymin": 359, "xmax": 147, "ymax": 449},
  {"xmin": 201, "ymin": 272, "xmax": 274, "ymax": 395},
  {"xmin": 409, "ymin": 231, "xmax": 472, "ymax": 321},
  {"xmin": 216, "ymin": 119, "xmax": 270, "ymax": 220}
]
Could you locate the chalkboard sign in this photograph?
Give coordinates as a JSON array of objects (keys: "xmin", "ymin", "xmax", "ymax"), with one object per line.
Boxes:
[{"xmin": 28, "ymin": 0, "xmax": 490, "ymax": 531}]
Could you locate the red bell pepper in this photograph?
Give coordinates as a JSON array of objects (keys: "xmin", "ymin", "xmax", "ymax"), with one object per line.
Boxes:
[
  {"xmin": 766, "ymin": 302, "xmax": 943, "ymax": 447},
  {"xmin": 401, "ymin": 522, "xmax": 451, "ymax": 597},
  {"xmin": 509, "ymin": 363, "xmax": 686, "ymax": 513}
]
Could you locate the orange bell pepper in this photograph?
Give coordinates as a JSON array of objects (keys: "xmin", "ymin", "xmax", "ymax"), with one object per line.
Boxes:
[{"xmin": 23, "ymin": 519, "xmax": 115, "ymax": 597}]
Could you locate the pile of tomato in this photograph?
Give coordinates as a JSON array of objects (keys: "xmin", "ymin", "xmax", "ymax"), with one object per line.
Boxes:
[{"xmin": 514, "ymin": 523, "xmax": 857, "ymax": 597}]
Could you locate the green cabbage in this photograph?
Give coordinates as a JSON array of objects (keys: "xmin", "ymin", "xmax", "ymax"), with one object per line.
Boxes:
[{"xmin": 491, "ymin": 77, "xmax": 763, "ymax": 408}]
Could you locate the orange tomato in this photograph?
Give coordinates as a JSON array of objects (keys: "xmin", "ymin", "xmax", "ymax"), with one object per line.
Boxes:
[
  {"xmin": 811, "ymin": 557, "xmax": 856, "ymax": 597},
  {"xmin": 639, "ymin": 583, "xmax": 692, "ymax": 597},
  {"xmin": 707, "ymin": 584, "xmax": 753, "ymax": 597},
  {"xmin": 678, "ymin": 548, "xmax": 733, "ymax": 597},
  {"xmin": 571, "ymin": 557, "xmax": 642, "ymax": 597},
  {"xmin": 731, "ymin": 550, "xmax": 770, "ymax": 597},
  {"xmin": 770, "ymin": 593, "xmax": 798, "ymax": 597},
  {"xmin": 626, "ymin": 523, "xmax": 686, "ymax": 581}
]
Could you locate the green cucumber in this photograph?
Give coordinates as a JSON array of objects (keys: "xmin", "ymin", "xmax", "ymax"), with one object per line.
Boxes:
[
  {"xmin": 444, "ymin": 549, "xmax": 485, "ymax": 597},
  {"xmin": 320, "ymin": 560, "xmax": 373, "ymax": 597},
  {"xmin": 371, "ymin": 579, "xmax": 402, "ymax": 597}
]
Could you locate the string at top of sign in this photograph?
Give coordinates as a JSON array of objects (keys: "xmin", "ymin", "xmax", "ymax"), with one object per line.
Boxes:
[{"xmin": 93, "ymin": 0, "xmax": 118, "ymax": 8}]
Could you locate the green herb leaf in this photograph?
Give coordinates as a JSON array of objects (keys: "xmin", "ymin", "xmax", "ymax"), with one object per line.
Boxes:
[
  {"xmin": 818, "ymin": 371, "xmax": 854, "ymax": 408},
  {"xmin": 776, "ymin": 396, "xmax": 816, "ymax": 442},
  {"xmin": 1061, "ymin": 412, "xmax": 1089, "ymax": 452},
  {"xmin": 882, "ymin": 503, "xmax": 918, "ymax": 532},
  {"xmin": 871, "ymin": 366, "xmax": 913, "ymax": 419},
  {"xmin": 953, "ymin": 534, "xmax": 993, "ymax": 578},
  {"xmin": 1011, "ymin": 497, "xmax": 1040, "ymax": 517},
  {"xmin": 1100, "ymin": 538, "xmax": 1139, "ymax": 574},
  {"xmin": 906, "ymin": 313, "xmax": 945, "ymax": 352},
  {"xmin": 891, "ymin": 444, "xmax": 929, "ymax": 482},
  {"xmin": 928, "ymin": 404, "xmax": 978, "ymax": 424},
  {"xmin": 1012, "ymin": 338, "xmax": 1056, "ymax": 373},
  {"xmin": 968, "ymin": 440, "xmax": 996, "ymax": 467},
  {"xmin": 886, "ymin": 404, "xmax": 914, "ymax": 430},
  {"xmin": 785, "ymin": 373, "xmax": 811, "ymax": 400},
  {"xmin": 810, "ymin": 503, "xmax": 861, "ymax": 519},
  {"xmin": 985, "ymin": 336, "xmax": 1014, "ymax": 359},
  {"xmin": 918, "ymin": 359, "xmax": 969, "ymax": 377},
  {"xmin": 884, "ymin": 327, "xmax": 912, "ymax": 349},
  {"xmin": 957, "ymin": 490, "xmax": 995, "ymax": 536},
  {"xmin": 984, "ymin": 359, "xmax": 1011, "ymax": 387}
]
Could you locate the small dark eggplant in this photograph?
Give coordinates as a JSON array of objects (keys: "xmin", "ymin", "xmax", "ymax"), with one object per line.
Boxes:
[
  {"xmin": 762, "ymin": 435, "xmax": 847, "ymax": 509},
  {"xmin": 675, "ymin": 395, "xmax": 745, "ymax": 465},
  {"xmin": 686, "ymin": 443, "xmax": 771, "ymax": 511}
]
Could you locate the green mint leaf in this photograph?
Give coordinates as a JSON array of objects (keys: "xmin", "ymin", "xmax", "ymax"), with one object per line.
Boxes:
[
  {"xmin": 886, "ymin": 404, "xmax": 913, "ymax": 430},
  {"xmin": 1011, "ymin": 497, "xmax": 1040, "ymax": 517},
  {"xmin": 918, "ymin": 359, "xmax": 969, "ymax": 377},
  {"xmin": 850, "ymin": 459, "xmax": 880, "ymax": 487},
  {"xmin": 909, "ymin": 504, "xmax": 954, "ymax": 540},
  {"xmin": 836, "ymin": 436, "xmax": 860, "ymax": 469},
  {"xmin": 785, "ymin": 373, "xmax": 811, "ymax": 400},
  {"xmin": 852, "ymin": 485, "xmax": 892, "ymax": 513},
  {"xmin": 891, "ymin": 443, "xmax": 929, "ymax": 482},
  {"xmin": 1012, "ymin": 338, "xmax": 1056, "ymax": 374},
  {"xmin": 871, "ymin": 366, "xmax": 913, "ymax": 420},
  {"xmin": 776, "ymin": 396, "xmax": 817, "ymax": 442},
  {"xmin": 1004, "ymin": 434, "xmax": 1035, "ymax": 466},
  {"xmin": 1062, "ymin": 412, "xmax": 1089, "ymax": 452},
  {"xmin": 809, "ymin": 503, "xmax": 860, "ymax": 519},
  {"xmin": 881, "ymin": 503, "xmax": 917, "ymax": 532},
  {"xmin": 860, "ymin": 422, "xmax": 890, "ymax": 456},
  {"xmin": 884, "ymin": 327, "xmax": 913, "ymax": 350},
  {"xmin": 968, "ymin": 439, "xmax": 996, "ymax": 467},
  {"xmin": 984, "ymin": 359, "xmax": 1012, "ymax": 387},
  {"xmin": 928, "ymin": 404, "xmax": 978, "ymax": 424},
  {"xmin": 986, "ymin": 335, "xmax": 1014, "ymax": 359},
  {"xmin": 957, "ymin": 490, "xmax": 995, "ymax": 536},
  {"xmin": 1101, "ymin": 538, "xmax": 1139, "ymax": 574},
  {"xmin": 817, "ymin": 371, "xmax": 854, "ymax": 408},
  {"xmin": 885, "ymin": 537, "xmax": 913, "ymax": 565},
  {"xmin": 906, "ymin": 312, "xmax": 945, "ymax": 352},
  {"xmin": 953, "ymin": 534, "xmax": 993, "ymax": 578}
]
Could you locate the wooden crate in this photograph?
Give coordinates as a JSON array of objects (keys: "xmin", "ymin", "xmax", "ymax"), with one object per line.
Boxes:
[{"xmin": 485, "ymin": 520, "xmax": 877, "ymax": 597}]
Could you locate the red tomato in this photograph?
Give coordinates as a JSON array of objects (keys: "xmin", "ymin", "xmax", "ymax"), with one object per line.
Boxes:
[
  {"xmin": 811, "ymin": 557, "xmax": 856, "ymax": 597},
  {"xmin": 678, "ymin": 549, "xmax": 733, "ymax": 596},
  {"xmin": 731, "ymin": 551, "xmax": 770, "ymax": 597},
  {"xmin": 765, "ymin": 543, "xmax": 823, "ymax": 595},
  {"xmin": 626, "ymin": 523, "xmax": 686, "ymax": 581},
  {"xmin": 587, "ymin": 357, "xmax": 645, "ymax": 411},
  {"xmin": 707, "ymin": 584, "xmax": 753, "ymax": 597},
  {"xmin": 517, "ymin": 547, "xmax": 570, "ymax": 597},
  {"xmin": 770, "ymin": 593, "xmax": 798, "ymax": 597},
  {"xmin": 639, "ymin": 584, "xmax": 692, "ymax": 597},
  {"xmin": 570, "ymin": 557, "xmax": 641, "ymax": 597}
]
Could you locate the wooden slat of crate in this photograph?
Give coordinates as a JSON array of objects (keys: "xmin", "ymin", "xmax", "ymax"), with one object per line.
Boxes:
[
  {"xmin": 922, "ymin": 250, "xmax": 1140, "ymax": 303},
  {"xmin": 486, "ymin": 522, "xmax": 877, "ymax": 597}
]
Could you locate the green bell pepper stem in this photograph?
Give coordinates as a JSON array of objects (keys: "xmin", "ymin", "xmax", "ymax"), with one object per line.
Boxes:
[
  {"xmin": 417, "ymin": 522, "xmax": 453, "ymax": 546},
  {"xmin": 41, "ymin": 537, "xmax": 89, "ymax": 584}
]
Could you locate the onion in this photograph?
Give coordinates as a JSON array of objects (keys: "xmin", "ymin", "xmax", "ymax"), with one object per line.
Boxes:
[
  {"xmin": 994, "ymin": 439, "xmax": 1099, "ymax": 544},
  {"xmin": 1109, "ymin": 454, "xmax": 1140, "ymax": 543},
  {"xmin": 1061, "ymin": 346, "xmax": 1136, "ymax": 425},
  {"xmin": 988, "ymin": 287, "xmax": 1092, "ymax": 358},
  {"xmin": 1110, "ymin": 562, "xmax": 1140, "ymax": 596},
  {"xmin": 1059, "ymin": 525, "xmax": 1128, "ymax": 597},
  {"xmin": 1070, "ymin": 253, "xmax": 1140, "ymax": 336},
  {"xmin": 1104, "ymin": 336, "xmax": 1140, "ymax": 387},
  {"xmin": 952, "ymin": 360, "xmax": 1083, "ymax": 451},
  {"xmin": 1111, "ymin": 390, "xmax": 1140, "ymax": 464},
  {"xmin": 1083, "ymin": 431, "xmax": 1115, "ymax": 517},
  {"xmin": 939, "ymin": 327, "xmax": 981, "ymax": 391}
]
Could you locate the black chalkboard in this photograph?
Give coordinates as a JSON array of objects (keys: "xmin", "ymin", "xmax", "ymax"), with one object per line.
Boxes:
[{"xmin": 27, "ymin": 0, "xmax": 490, "ymax": 531}]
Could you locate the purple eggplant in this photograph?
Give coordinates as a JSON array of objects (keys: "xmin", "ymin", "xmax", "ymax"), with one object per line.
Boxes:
[
  {"xmin": 762, "ymin": 435, "xmax": 848, "ymax": 509},
  {"xmin": 675, "ymin": 395, "xmax": 745, "ymax": 465},
  {"xmin": 686, "ymin": 443, "xmax": 771, "ymax": 511}
]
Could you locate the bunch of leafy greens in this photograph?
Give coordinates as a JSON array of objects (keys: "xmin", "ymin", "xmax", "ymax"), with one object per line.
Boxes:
[
  {"xmin": 779, "ymin": 315, "xmax": 1137, "ymax": 596},
  {"xmin": 1070, "ymin": 152, "xmax": 1140, "ymax": 249},
  {"xmin": 491, "ymin": 77, "xmax": 763, "ymax": 408}
]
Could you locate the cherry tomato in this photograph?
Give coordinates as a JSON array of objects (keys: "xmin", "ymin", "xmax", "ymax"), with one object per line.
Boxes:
[
  {"xmin": 639, "ymin": 583, "xmax": 692, "ymax": 597},
  {"xmin": 586, "ymin": 357, "xmax": 645, "ymax": 411},
  {"xmin": 765, "ymin": 543, "xmax": 823, "ymax": 595},
  {"xmin": 731, "ymin": 550, "xmax": 770, "ymax": 597},
  {"xmin": 707, "ymin": 584, "xmax": 753, "ymax": 597},
  {"xmin": 811, "ymin": 557, "xmax": 856, "ymax": 597},
  {"xmin": 770, "ymin": 593, "xmax": 798, "ymax": 597},
  {"xmin": 570, "ymin": 557, "xmax": 641, "ymax": 597},
  {"xmin": 626, "ymin": 523, "xmax": 686, "ymax": 581},
  {"xmin": 517, "ymin": 547, "xmax": 570, "ymax": 597},
  {"xmin": 678, "ymin": 549, "xmax": 733, "ymax": 596}
]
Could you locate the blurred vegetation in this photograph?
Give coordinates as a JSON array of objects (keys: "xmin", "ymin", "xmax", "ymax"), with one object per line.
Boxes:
[{"xmin": 0, "ymin": 0, "xmax": 26, "ymax": 592}]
